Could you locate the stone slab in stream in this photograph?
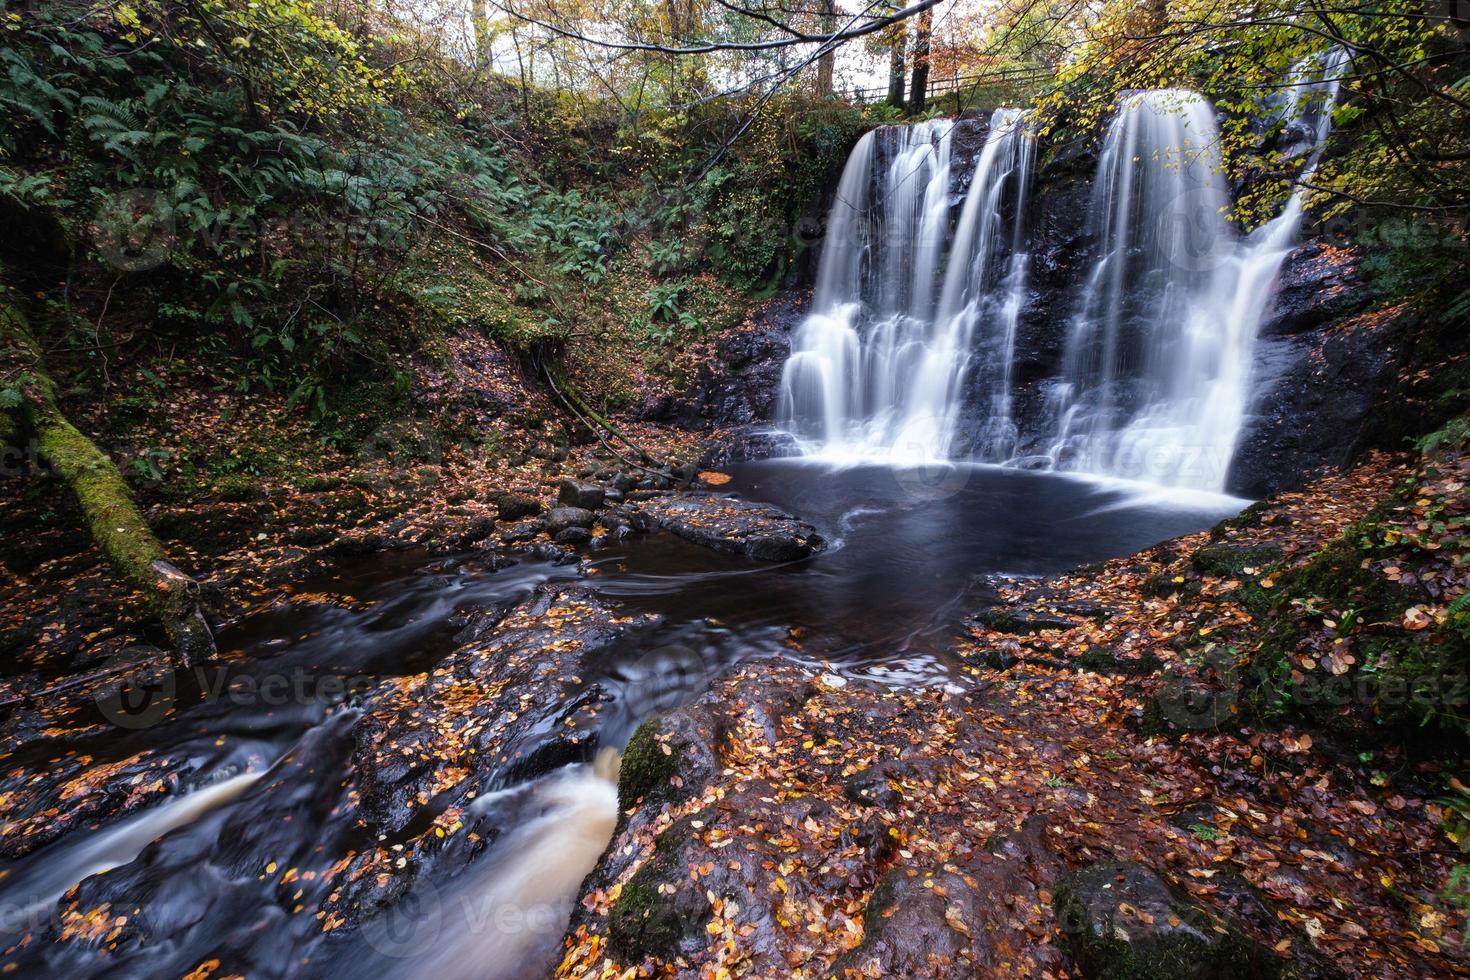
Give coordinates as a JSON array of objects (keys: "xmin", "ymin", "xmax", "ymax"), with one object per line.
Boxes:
[{"xmin": 622, "ymin": 493, "xmax": 826, "ymax": 561}]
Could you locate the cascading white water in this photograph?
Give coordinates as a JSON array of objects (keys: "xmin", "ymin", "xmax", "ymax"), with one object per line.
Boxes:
[
  {"xmin": 1041, "ymin": 56, "xmax": 1347, "ymax": 490},
  {"xmin": 1041, "ymin": 89, "xmax": 1237, "ymax": 486},
  {"xmin": 779, "ymin": 55, "xmax": 1344, "ymax": 490},
  {"xmin": 778, "ymin": 110, "xmax": 1034, "ymax": 461}
]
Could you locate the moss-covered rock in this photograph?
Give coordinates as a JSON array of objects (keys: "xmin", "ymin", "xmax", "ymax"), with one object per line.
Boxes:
[
  {"xmin": 1140, "ymin": 571, "xmax": 1201, "ymax": 600},
  {"xmin": 1208, "ymin": 501, "xmax": 1269, "ymax": 541},
  {"xmin": 1076, "ymin": 645, "xmax": 1162, "ymax": 676},
  {"xmin": 1246, "ymin": 488, "xmax": 1470, "ymax": 741},
  {"xmin": 1191, "ymin": 542, "xmax": 1283, "ymax": 578},
  {"xmin": 606, "ymin": 822, "xmax": 705, "ymax": 961},
  {"xmin": 491, "ymin": 491, "xmax": 542, "ymax": 521},
  {"xmin": 974, "ymin": 607, "xmax": 1077, "ymax": 634},
  {"xmin": 617, "ymin": 717, "xmax": 682, "ymax": 812},
  {"xmin": 1054, "ymin": 862, "xmax": 1283, "ymax": 979}
]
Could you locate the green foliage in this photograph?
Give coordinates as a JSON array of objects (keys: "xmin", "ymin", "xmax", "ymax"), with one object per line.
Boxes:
[
  {"xmin": 1437, "ymin": 781, "xmax": 1470, "ymax": 853},
  {"xmin": 0, "ymin": 1, "xmax": 674, "ymax": 428},
  {"xmin": 1025, "ymin": 0, "xmax": 1470, "ymax": 239},
  {"xmin": 1445, "ymin": 864, "xmax": 1470, "ymax": 939},
  {"xmin": 1189, "ymin": 823, "xmax": 1221, "ymax": 842},
  {"xmin": 694, "ymin": 99, "xmax": 869, "ymax": 290},
  {"xmin": 1419, "ymin": 417, "xmax": 1470, "ymax": 456}
]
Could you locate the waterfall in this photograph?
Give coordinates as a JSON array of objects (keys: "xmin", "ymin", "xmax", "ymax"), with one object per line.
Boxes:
[
  {"xmin": 1041, "ymin": 89, "xmax": 1238, "ymax": 487},
  {"xmin": 778, "ymin": 110, "xmax": 1034, "ymax": 461},
  {"xmin": 1041, "ymin": 56, "xmax": 1347, "ymax": 491},
  {"xmin": 778, "ymin": 53, "xmax": 1344, "ymax": 491}
]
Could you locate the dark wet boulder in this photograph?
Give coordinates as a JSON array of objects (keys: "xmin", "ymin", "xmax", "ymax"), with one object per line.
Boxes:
[
  {"xmin": 1228, "ymin": 304, "xmax": 1411, "ymax": 498},
  {"xmin": 617, "ymin": 710, "xmax": 724, "ymax": 814},
  {"xmin": 1076, "ymin": 645, "xmax": 1163, "ymax": 676},
  {"xmin": 842, "ymin": 765, "xmax": 903, "ymax": 810},
  {"xmin": 973, "ymin": 606, "xmax": 1077, "ymax": 634},
  {"xmin": 1142, "ymin": 668, "xmax": 1240, "ymax": 734},
  {"xmin": 546, "ymin": 506, "xmax": 595, "ymax": 533},
  {"xmin": 566, "ymin": 665, "xmax": 817, "ymax": 966},
  {"xmin": 492, "ymin": 491, "xmax": 542, "ymax": 521},
  {"xmin": 558, "ymin": 478, "xmax": 605, "ymax": 510},
  {"xmin": 1054, "ymin": 861, "xmax": 1286, "ymax": 979},
  {"xmin": 835, "ymin": 814, "xmax": 1067, "ymax": 977},
  {"xmin": 604, "ymin": 784, "xmax": 821, "ymax": 971},
  {"xmin": 627, "ymin": 493, "xmax": 825, "ymax": 561},
  {"xmin": 1190, "ymin": 542, "xmax": 1283, "ymax": 577},
  {"xmin": 351, "ymin": 585, "xmax": 628, "ymax": 834},
  {"xmin": 831, "ymin": 865, "xmax": 977, "ymax": 975},
  {"xmin": 1259, "ymin": 241, "xmax": 1367, "ymax": 338},
  {"xmin": 447, "ymin": 514, "xmax": 497, "ymax": 549}
]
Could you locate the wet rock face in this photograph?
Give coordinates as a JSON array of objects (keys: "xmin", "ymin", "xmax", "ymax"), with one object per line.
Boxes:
[
  {"xmin": 564, "ymin": 662, "xmax": 1082, "ymax": 978},
  {"xmin": 638, "ymin": 293, "xmax": 803, "ymax": 433},
  {"xmin": 1260, "ymin": 241, "xmax": 1368, "ymax": 338},
  {"xmin": 625, "ymin": 493, "xmax": 825, "ymax": 561},
  {"xmin": 1054, "ymin": 861, "xmax": 1285, "ymax": 980},
  {"xmin": 1228, "ymin": 302, "xmax": 1411, "ymax": 498},
  {"xmin": 354, "ymin": 585, "xmax": 615, "ymax": 816}
]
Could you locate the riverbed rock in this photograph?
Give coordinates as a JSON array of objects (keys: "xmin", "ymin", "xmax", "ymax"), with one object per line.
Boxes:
[
  {"xmin": 1143, "ymin": 670, "xmax": 1240, "ymax": 733},
  {"xmin": 547, "ymin": 506, "xmax": 595, "ymax": 533},
  {"xmin": 834, "ymin": 814, "xmax": 1067, "ymax": 977},
  {"xmin": 626, "ymin": 493, "xmax": 825, "ymax": 561},
  {"xmin": 1054, "ymin": 861, "xmax": 1285, "ymax": 979},
  {"xmin": 1191, "ymin": 542, "xmax": 1284, "ymax": 577},
  {"xmin": 492, "ymin": 491, "xmax": 542, "ymax": 521},
  {"xmin": 558, "ymin": 478, "xmax": 605, "ymax": 510},
  {"xmin": 1260, "ymin": 241, "xmax": 1367, "ymax": 337},
  {"xmin": 351, "ymin": 585, "xmax": 627, "ymax": 828},
  {"xmin": 973, "ymin": 606, "xmax": 1078, "ymax": 635},
  {"xmin": 18, "ymin": 576, "xmax": 639, "ymax": 974}
]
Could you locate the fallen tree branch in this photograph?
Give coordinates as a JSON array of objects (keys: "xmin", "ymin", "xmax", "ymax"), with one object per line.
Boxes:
[
  {"xmin": 535, "ymin": 350, "xmax": 673, "ymax": 480},
  {"xmin": 1, "ymin": 300, "xmax": 215, "ymax": 663}
]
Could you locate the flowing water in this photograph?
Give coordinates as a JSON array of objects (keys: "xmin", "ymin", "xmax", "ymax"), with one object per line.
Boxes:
[
  {"xmin": 0, "ymin": 463, "xmax": 1241, "ymax": 977},
  {"xmin": 781, "ymin": 59, "xmax": 1346, "ymax": 493},
  {"xmin": 779, "ymin": 110, "xmax": 1034, "ymax": 461}
]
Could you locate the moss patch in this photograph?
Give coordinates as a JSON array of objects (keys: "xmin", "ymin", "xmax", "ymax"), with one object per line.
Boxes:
[
  {"xmin": 618, "ymin": 718, "xmax": 682, "ymax": 812},
  {"xmin": 1190, "ymin": 542, "xmax": 1283, "ymax": 578},
  {"xmin": 606, "ymin": 817, "xmax": 708, "ymax": 961}
]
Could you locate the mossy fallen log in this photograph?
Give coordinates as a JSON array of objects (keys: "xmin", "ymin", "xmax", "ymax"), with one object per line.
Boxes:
[{"xmin": 1, "ymin": 302, "xmax": 214, "ymax": 662}]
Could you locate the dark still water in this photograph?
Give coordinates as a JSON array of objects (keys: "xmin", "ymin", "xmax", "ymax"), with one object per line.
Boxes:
[{"xmin": 0, "ymin": 462, "xmax": 1240, "ymax": 979}]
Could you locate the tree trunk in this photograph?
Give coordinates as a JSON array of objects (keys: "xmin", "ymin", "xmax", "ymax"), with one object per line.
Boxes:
[
  {"xmin": 471, "ymin": 0, "xmax": 492, "ymax": 68},
  {"xmin": 887, "ymin": 42, "xmax": 906, "ymax": 108},
  {"xmin": 816, "ymin": 0, "xmax": 836, "ymax": 97},
  {"xmin": 1, "ymin": 303, "xmax": 214, "ymax": 663},
  {"xmin": 908, "ymin": 8, "xmax": 932, "ymax": 114}
]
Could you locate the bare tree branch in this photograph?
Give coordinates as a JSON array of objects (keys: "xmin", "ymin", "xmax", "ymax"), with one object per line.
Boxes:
[{"xmin": 489, "ymin": 0, "xmax": 942, "ymax": 55}]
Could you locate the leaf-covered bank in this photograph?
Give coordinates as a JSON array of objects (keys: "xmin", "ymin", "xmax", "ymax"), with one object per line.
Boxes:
[{"xmin": 560, "ymin": 438, "xmax": 1470, "ymax": 979}]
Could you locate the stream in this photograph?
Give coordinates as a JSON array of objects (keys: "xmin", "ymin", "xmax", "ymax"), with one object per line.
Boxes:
[{"xmin": 0, "ymin": 460, "xmax": 1242, "ymax": 977}]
